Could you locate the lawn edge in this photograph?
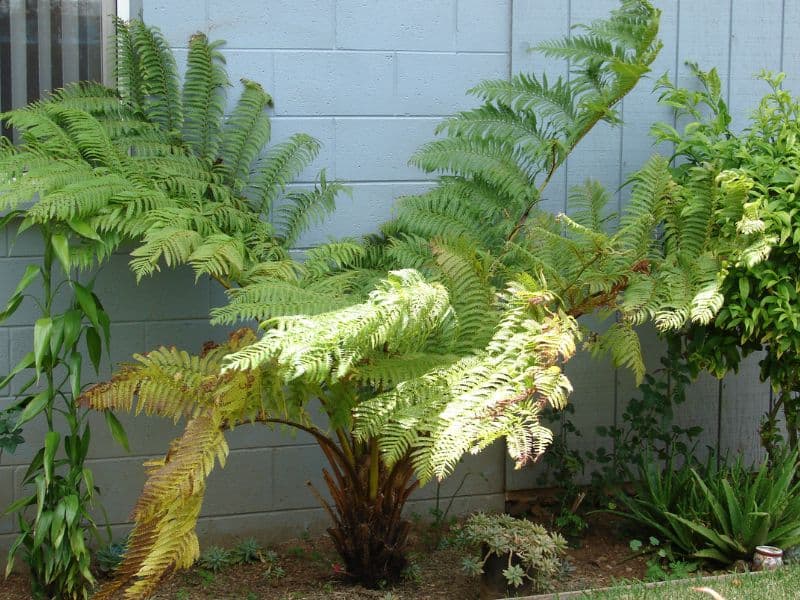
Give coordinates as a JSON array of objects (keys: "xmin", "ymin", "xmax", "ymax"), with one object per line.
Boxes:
[{"xmin": 505, "ymin": 568, "xmax": 771, "ymax": 599}]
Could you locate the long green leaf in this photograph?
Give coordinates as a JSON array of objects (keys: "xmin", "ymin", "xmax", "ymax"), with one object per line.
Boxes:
[
  {"xmin": 43, "ymin": 431, "xmax": 60, "ymax": 485},
  {"xmin": 33, "ymin": 317, "xmax": 53, "ymax": 375},
  {"xmin": 15, "ymin": 390, "xmax": 50, "ymax": 428},
  {"xmin": 51, "ymin": 233, "xmax": 71, "ymax": 274}
]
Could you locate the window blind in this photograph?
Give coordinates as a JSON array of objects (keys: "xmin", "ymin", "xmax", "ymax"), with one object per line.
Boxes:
[{"xmin": 0, "ymin": 0, "xmax": 114, "ymax": 138}]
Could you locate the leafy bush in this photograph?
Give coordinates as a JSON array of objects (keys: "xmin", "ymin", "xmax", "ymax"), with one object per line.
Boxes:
[
  {"xmin": 589, "ymin": 337, "xmax": 701, "ymax": 487},
  {"xmin": 0, "ymin": 233, "xmax": 115, "ymax": 600},
  {"xmin": 654, "ymin": 66, "xmax": 800, "ymax": 455},
  {"xmin": 459, "ymin": 513, "xmax": 567, "ymax": 592},
  {"xmin": 0, "ymin": 16, "xmax": 342, "ymax": 600},
  {"xmin": 612, "ymin": 450, "xmax": 800, "ymax": 564}
]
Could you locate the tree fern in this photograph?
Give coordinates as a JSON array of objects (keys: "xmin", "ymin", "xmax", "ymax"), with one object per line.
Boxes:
[
  {"xmin": 65, "ymin": 2, "xmax": 777, "ymax": 595},
  {"xmin": 222, "ymin": 270, "xmax": 453, "ymax": 380},
  {"xmin": 0, "ymin": 20, "xmax": 345, "ymax": 284}
]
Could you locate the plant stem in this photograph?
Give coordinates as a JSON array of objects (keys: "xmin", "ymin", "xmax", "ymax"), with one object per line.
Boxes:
[{"xmin": 369, "ymin": 437, "xmax": 379, "ymax": 500}]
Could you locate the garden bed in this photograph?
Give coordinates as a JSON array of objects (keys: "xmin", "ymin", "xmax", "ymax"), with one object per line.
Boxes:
[{"xmin": 0, "ymin": 510, "xmax": 657, "ymax": 600}]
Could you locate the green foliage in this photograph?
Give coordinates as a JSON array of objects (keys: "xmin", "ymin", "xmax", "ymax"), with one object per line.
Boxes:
[
  {"xmin": 0, "ymin": 21, "xmax": 344, "ymax": 285},
  {"xmin": 459, "ymin": 513, "xmax": 567, "ymax": 592},
  {"xmin": 0, "ymin": 229, "xmax": 114, "ymax": 599},
  {"xmin": 233, "ymin": 538, "xmax": 266, "ymax": 565},
  {"xmin": 95, "ymin": 537, "xmax": 128, "ymax": 575},
  {"xmin": 220, "ymin": 0, "xmax": 770, "ymax": 486},
  {"xmin": 0, "ymin": 19, "xmax": 342, "ymax": 599},
  {"xmin": 628, "ymin": 537, "xmax": 698, "ymax": 582},
  {"xmin": 0, "ymin": 407, "xmax": 24, "ymax": 457},
  {"xmin": 587, "ymin": 336, "xmax": 702, "ymax": 487},
  {"xmin": 71, "ymin": 2, "xmax": 777, "ymax": 596},
  {"xmin": 612, "ymin": 450, "xmax": 800, "ymax": 565},
  {"xmin": 654, "ymin": 67, "xmax": 800, "ymax": 454},
  {"xmin": 198, "ymin": 546, "xmax": 234, "ymax": 573}
]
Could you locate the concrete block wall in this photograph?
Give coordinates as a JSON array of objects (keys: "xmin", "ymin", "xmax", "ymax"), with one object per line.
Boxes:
[
  {"xmin": 0, "ymin": 0, "xmax": 511, "ymax": 553},
  {"xmin": 1, "ymin": 0, "xmax": 793, "ymax": 554}
]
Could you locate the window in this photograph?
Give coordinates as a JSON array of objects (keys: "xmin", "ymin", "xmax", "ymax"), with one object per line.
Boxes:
[{"xmin": 0, "ymin": 0, "xmax": 117, "ymax": 137}]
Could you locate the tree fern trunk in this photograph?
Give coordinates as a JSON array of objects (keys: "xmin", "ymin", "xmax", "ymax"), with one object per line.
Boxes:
[{"xmin": 308, "ymin": 430, "xmax": 418, "ymax": 588}]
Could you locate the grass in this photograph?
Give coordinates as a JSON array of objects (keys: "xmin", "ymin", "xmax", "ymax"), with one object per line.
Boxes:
[{"xmin": 567, "ymin": 566, "xmax": 800, "ymax": 599}]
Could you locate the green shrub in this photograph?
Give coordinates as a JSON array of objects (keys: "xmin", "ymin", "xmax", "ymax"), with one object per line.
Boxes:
[
  {"xmin": 95, "ymin": 538, "xmax": 128, "ymax": 575},
  {"xmin": 613, "ymin": 450, "xmax": 800, "ymax": 564},
  {"xmin": 655, "ymin": 66, "xmax": 800, "ymax": 456}
]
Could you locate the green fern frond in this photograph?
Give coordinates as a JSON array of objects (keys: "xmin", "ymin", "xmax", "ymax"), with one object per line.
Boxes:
[
  {"xmin": 274, "ymin": 172, "xmax": 345, "ymax": 248},
  {"xmin": 222, "ymin": 270, "xmax": 453, "ymax": 380},
  {"xmin": 568, "ymin": 179, "xmax": 614, "ymax": 232},
  {"xmin": 411, "ymin": 136, "xmax": 538, "ymax": 203},
  {"xmin": 588, "ymin": 321, "xmax": 646, "ymax": 383},
  {"xmin": 128, "ymin": 20, "xmax": 183, "ymax": 131},
  {"xmin": 182, "ymin": 34, "xmax": 229, "ymax": 161},
  {"xmin": 430, "ymin": 240, "xmax": 496, "ymax": 353},
  {"xmin": 349, "ymin": 353, "xmax": 459, "ymax": 388},
  {"xmin": 210, "ymin": 280, "xmax": 352, "ymax": 325},
  {"xmin": 219, "ymin": 79, "xmax": 273, "ymax": 189},
  {"xmin": 129, "ymin": 228, "xmax": 204, "ymax": 280},
  {"xmin": 249, "ymin": 133, "xmax": 321, "ymax": 215},
  {"xmin": 469, "ymin": 73, "xmax": 578, "ymax": 134}
]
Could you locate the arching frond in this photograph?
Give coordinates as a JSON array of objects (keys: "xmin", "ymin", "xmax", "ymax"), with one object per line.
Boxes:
[
  {"xmin": 219, "ymin": 79, "xmax": 272, "ymax": 189},
  {"xmin": 182, "ymin": 34, "xmax": 229, "ymax": 161},
  {"xmin": 223, "ymin": 270, "xmax": 453, "ymax": 380},
  {"xmin": 249, "ymin": 133, "xmax": 321, "ymax": 215}
]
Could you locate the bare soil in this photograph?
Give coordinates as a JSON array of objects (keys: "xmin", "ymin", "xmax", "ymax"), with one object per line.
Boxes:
[{"xmin": 0, "ymin": 495, "xmax": 681, "ymax": 600}]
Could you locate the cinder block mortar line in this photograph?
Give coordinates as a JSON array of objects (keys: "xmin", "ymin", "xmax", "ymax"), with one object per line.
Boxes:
[
  {"xmin": 169, "ymin": 46, "xmax": 508, "ymax": 56},
  {"xmin": 90, "ymin": 492, "xmax": 507, "ymax": 527},
  {"xmin": 77, "ymin": 442, "xmax": 319, "ymax": 466}
]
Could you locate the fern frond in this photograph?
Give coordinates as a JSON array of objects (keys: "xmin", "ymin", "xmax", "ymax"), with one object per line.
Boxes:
[
  {"xmin": 182, "ymin": 34, "xmax": 229, "ymax": 161},
  {"xmin": 223, "ymin": 270, "xmax": 453, "ymax": 381},
  {"xmin": 210, "ymin": 280, "xmax": 352, "ymax": 325},
  {"xmin": 93, "ymin": 413, "xmax": 225, "ymax": 600},
  {"xmin": 411, "ymin": 136, "xmax": 538, "ymax": 203},
  {"xmin": 348, "ymin": 353, "xmax": 459, "ymax": 388},
  {"xmin": 128, "ymin": 20, "xmax": 182, "ymax": 131},
  {"xmin": 249, "ymin": 133, "xmax": 321, "ymax": 215},
  {"xmin": 113, "ymin": 16, "xmax": 145, "ymax": 112},
  {"xmin": 430, "ymin": 240, "xmax": 497, "ymax": 353},
  {"xmin": 129, "ymin": 228, "xmax": 203, "ymax": 280},
  {"xmin": 469, "ymin": 73, "xmax": 578, "ymax": 134},
  {"xmin": 354, "ymin": 279, "xmax": 579, "ymax": 481},
  {"xmin": 568, "ymin": 179, "xmax": 614, "ymax": 232},
  {"xmin": 274, "ymin": 172, "xmax": 345, "ymax": 248},
  {"xmin": 219, "ymin": 79, "xmax": 272, "ymax": 189},
  {"xmin": 588, "ymin": 321, "xmax": 646, "ymax": 383}
]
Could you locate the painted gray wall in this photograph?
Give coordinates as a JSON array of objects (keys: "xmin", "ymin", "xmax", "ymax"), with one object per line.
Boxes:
[{"xmin": 0, "ymin": 0, "xmax": 793, "ymax": 552}]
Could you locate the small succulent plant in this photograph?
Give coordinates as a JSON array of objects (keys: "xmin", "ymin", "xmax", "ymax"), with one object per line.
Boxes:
[
  {"xmin": 459, "ymin": 513, "xmax": 567, "ymax": 591},
  {"xmin": 198, "ymin": 546, "xmax": 234, "ymax": 573},
  {"xmin": 95, "ymin": 537, "xmax": 128, "ymax": 575},
  {"xmin": 234, "ymin": 538, "xmax": 265, "ymax": 564}
]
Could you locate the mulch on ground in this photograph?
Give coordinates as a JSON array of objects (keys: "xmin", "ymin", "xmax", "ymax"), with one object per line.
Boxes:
[{"xmin": 0, "ymin": 499, "xmax": 682, "ymax": 600}]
